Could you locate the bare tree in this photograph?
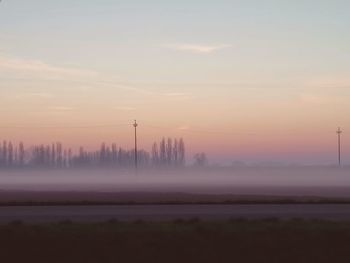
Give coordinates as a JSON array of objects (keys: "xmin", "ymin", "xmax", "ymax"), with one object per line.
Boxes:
[
  {"xmin": 193, "ymin": 153, "xmax": 208, "ymax": 167},
  {"xmin": 19, "ymin": 142, "xmax": 25, "ymax": 167},
  {"xmin": 3, "ymin": 141, "xmax": 7, "ymax": 167},
  {"xmin": 178, "ymin": 138, "xmax": 186, "ymax": 166},
  {"xmin": 8, "ymin": 142, "xmax": 13, "ymax": 167},
  {"xmin": 56, "ymin": 142, "xmax": 63, "ymax": 168},
  {"xmin": 166, "ymin": 138, "xmax": 173, "ymax": 166},
  {"xmin": 159, "ymin": 138, "xmax": 166, "ymax": 166},
  {"xmin": 151, "ymin": 142, "xmax": 159, "ymax": 166},
  {"xmin": 173, "ymin": 139, "xmax": 179, "ymax": 167}
]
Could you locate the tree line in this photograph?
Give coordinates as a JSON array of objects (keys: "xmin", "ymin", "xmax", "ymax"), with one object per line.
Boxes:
[{"xmin": 0, "ymin": 138, "xmax": 186, "ymax": 169}]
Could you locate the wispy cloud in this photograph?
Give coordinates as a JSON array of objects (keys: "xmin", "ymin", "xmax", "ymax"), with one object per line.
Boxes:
[
  {"xmin": 14, "ymin": 92, "xmax": 55, "ymax": 99},
  {"xmin": 113, "ymin": 106, "xmax": 136, "ymax": 112},
  {"xmin": 0, "ymin": 54, "xmax": 194, "ymax": 101},
  {"xmin": 299, "ymin": 94, "xmax": 328, "ymax": 105},
  {"xmin": 305, "ymin": 75, "xmax": 350, "ymax": 89},
  {"xmin": 0, "ymin": 54, "xmax": 157, "ymax": 96},
  {"xmin": 164, "ymin": 44, "xmax": 231, "ymax": 54},
  {"xmin": 0, "ymin": 55, "xmax": 98, "ymax": 80},
  {"xmin": 95, "ymin": 80, "xmax": 158, "ymax": 96},
  {"xmin": 49, "ymin": 106, "xmax": 75, "ymax": 112},
  {"xmin": 165, "ymin": 92, "xmax": 188, "ymax": 97},
  {"xmin": 299, "ymin": 74, "xmax": 350, "ymax": 104},
  {"xmin": 165, "ymin": 92, "xmax": 191, "ymax": 100},
  {"xmin": 31, "ymin": 92, "xmax": 55, "ymax": 98},
  {"xmin": 177, "ymin": 125, "xmax": 190, "ymax": 131}
]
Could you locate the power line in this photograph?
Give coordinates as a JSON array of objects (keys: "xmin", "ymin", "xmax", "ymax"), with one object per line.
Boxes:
[
  {"xmin": 142, "ymin": 124, "xmax": 343, "ymax": 136},
  {"xmin": 141, "ymin": 124, "xmax": 252, "ymax": 135}
]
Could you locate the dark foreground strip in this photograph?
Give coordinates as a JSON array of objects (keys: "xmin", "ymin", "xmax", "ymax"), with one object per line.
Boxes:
[
  {"xmin": 2, "ymin": 219, "xmax": 350, "ymax": 263},
  {"xmin": 2, "ymin": 204, "xmax": 350, "ymax": 222}
]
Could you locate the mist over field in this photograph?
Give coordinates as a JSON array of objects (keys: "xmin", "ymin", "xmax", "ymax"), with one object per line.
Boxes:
[
  {"xmin": 1, "ymin": 167, "xmax": 350, "ymax": 198},
  {"xmin": 2, "ymin": 2, "xmax": 350, "ymax": 262}
]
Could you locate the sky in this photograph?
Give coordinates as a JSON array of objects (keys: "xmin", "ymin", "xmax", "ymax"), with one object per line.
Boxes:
[{"xmin": 0, "ymin": 0, "xmax": 350, "ymax": 164}]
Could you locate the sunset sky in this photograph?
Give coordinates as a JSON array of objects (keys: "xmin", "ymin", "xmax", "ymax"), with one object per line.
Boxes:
[{"xmin": 0, "ymin": 0, "xmax": 349, "ymax": 164}]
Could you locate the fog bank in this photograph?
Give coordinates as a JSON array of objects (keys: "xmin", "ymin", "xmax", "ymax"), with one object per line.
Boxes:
[{"xmin": 0, "ymin": 167, "xmax": 350, "ymax": 197}]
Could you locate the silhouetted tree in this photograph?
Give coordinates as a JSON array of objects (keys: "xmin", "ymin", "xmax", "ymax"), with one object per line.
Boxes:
[
  {"xmin": 0, "ymin": 144, "xmax": 3, "ymax": 167},
  {"xmin": 63, "ymin": 149, "xmax": 68, "ymax": 168},
  {"xmin": 19, "ymin": 142, "xmax": 25, "ymax": 167},
  {"xmin": 51, "ymin": 143, "xmax": 56, "ymax": 167},
  {"xmin": 112, "ymin": 143, "xmax": 117, "ymax": 164},
  {"xmin": 151, "ymin": 142, "xmax": 159, "ymax": 166},
  {"xmin": 166, "ymin": 138, "xmax": 172, "ymax": 166},
  {"xmin": 173, "ymin": 139, "xmax": 179, "ymax": 166},
  {"xmin": 3, "ymin": 141, "xmax": 7, "ymax": 167},
  {"xmin": 100, "ymin": 143, "xmax": 106, "ymax": 165},
  {"xmin": 8, "ymin": 142, "xmax": 13, "ymax": 167},
  {"xmin": 57, "ymin": 142, "xmax": 63, "ymax": 168},
  {"xmin": 45, "ymin": 145, "xmax": 51, "ymax": 167},
  {"xmin": 193, "ymin": 153, "xmax": 208, "ymax": 167},
  {"xmin": 14, "ymin": 147, "xmax": 18, "ymax": 166},
  {"xmin": 178, "ymin": 138, "xmax": 186, "ymax": 166},
  {"xmin": 159, "ymin": 138, "xmax": 166, "ymax": 166},
  {"xmin": 68, "ymin": 148, "xmax": 72, "ymax": 168},
  {"xmin": 0, "ymin": 138, "xmax": 186, "ymax": 169}
]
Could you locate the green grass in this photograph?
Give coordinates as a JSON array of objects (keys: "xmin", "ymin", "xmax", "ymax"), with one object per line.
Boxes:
[{"xmin": 2, "ymin": 219, "xmax": 350, "ymax": 263}]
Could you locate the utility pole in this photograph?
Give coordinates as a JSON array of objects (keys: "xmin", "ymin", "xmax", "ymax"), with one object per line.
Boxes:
[
  {"xmin": 133, "ymin": 120, "xmax": 138, "ymax": 170},
  {"xmin": 337, "ymin": 127, "xmax": 342, "ymax": 166}
]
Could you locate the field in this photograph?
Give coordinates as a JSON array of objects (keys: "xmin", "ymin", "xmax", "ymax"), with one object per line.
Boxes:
[{"xmin": 2, "ymin": 219, "xmax": 350, "ymax": 263}]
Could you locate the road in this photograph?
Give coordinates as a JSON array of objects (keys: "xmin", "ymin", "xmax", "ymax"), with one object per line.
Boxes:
[{"xmin": 1, "ymin": 204, "xmax": 350, "ymax": 222}]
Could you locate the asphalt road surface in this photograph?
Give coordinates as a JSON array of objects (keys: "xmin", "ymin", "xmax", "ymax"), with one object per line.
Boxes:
[{"xmin": 1, "ymin": 204, "xmax": 350, "ymax": 222}]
